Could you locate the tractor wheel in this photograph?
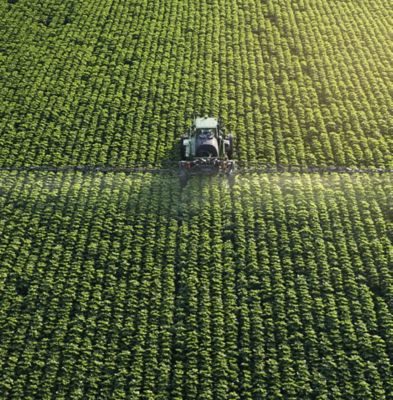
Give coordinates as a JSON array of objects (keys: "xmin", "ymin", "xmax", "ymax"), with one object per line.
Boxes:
[
  {"xmin": 180, "ymin": 139, "xmax": 186, "ymax": 159},
  {"xmin": 227, "ymin": 135, "xmax": 234, "ymax": 159}
]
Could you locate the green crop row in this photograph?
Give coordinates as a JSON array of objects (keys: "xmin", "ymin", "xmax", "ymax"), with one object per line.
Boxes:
[
  {"xmin": 0, "ymin": 0, "xmax": 392, "ymax": 167},
  {"xmin": 0, "ymin": 172, "xmax": 392, "ymax": 399}
]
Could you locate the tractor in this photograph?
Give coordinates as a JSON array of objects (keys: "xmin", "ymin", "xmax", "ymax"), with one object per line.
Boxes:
[{"xmin": 179, "ymin": 116, "xmax": 235, "ymax": 177}]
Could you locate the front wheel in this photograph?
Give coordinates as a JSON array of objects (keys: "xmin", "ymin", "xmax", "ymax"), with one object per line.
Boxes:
[{"xmin": 226, "ymin": 134, "xmax": 234, "ymax": 159}]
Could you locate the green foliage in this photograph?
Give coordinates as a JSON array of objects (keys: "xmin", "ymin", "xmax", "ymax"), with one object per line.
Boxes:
[
  {"xmin": 0, "ymin": 171, "xmax": 392, "ymax": 398},
  {"xmin": 0, "ymin": 0, "xmax": 392, "ymax": 167},
  {"xmin": 1, "ymin": 0, "xmax": 393, "ymax": 398}
]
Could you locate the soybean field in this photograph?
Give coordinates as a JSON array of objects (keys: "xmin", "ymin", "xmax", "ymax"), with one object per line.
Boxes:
[
  {"xmin": 0, "ymin": 0, "xmax": 392, "ymax": 167},
  {"xmin": 0, "ymin": 0, "xmax": 393, "ymax": 399},
  {"xmin": 0, "ymin": 173, "xmax": 393, "ymax": 399}
]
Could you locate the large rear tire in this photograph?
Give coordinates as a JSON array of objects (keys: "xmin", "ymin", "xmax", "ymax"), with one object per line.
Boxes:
[
  {"xmin": 227, "ymin": 135, "xmax": 234, "ymax": 159},
  {"xmin": 180, "ymin": 139, "xmax": 186, "ymax": 159}
]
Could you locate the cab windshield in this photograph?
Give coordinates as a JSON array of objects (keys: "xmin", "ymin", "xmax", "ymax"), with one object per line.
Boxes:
[{"xmin": 196, "ymin": 128, "xmax": 215, "ymax": 138}]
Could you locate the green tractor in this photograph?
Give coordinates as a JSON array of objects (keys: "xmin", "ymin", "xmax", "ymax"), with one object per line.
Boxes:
[{"xmin": 179, "ymin": 116, "xmax": 235, "ymax": 175}]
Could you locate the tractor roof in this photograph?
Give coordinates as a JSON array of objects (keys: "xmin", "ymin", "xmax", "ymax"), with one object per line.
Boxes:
[{"xmin": 194, "ymin": 117, "xmax": 218, "ymax": 129}]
